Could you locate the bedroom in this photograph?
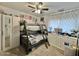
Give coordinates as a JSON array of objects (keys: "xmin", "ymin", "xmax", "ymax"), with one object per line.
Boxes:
[{"xmin": 0, "ymin": 2, "xmax": 79, "ymax": 56}]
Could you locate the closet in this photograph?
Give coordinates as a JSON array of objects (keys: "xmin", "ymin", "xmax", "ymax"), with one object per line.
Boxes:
[
  {"xmin": 0, "ymin": 13, "xmax": 20, "ymax": 51},
  {"xmin": 2, "ymin": 14, "xmax": 12, "ymax": 51}
]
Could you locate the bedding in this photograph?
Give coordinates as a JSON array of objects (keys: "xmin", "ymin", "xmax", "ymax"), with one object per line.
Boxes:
[
  {"xmin": 28, "ymin": 35, "xmax": 44, "ymax": 45},
  {"xmin": 26, "ymin": 26, "xmax": 40, "ymax": 31}
]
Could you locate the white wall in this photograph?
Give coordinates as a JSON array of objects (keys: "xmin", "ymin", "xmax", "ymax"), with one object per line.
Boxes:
[
  {"xmin": 12, "ymin": 16, "xmax": 20, "ymax": 48},
  {"xmin": 44, "ymin": 16, "xmax": 52, "ymax": 27}
]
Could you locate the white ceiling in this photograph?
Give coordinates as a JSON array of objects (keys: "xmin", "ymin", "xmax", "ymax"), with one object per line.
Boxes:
[{"xmin": 0, "ymin": 2, "xmax": 79, "ymax": 16}]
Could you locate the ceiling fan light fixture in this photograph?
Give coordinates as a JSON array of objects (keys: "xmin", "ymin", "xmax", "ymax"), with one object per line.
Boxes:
[
  {"xmin": 39, "ymin": 5, "xmax": 42, "ymax": 8},
  {"xmin": 35, "ymin": 9, "xmax": 41, "ymax": 14}
]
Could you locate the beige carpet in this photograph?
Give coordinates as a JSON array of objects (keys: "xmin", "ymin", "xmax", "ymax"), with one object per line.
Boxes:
[{"xmin": 28, "ymin": 45, "xmax": 64, "ymax": 56}]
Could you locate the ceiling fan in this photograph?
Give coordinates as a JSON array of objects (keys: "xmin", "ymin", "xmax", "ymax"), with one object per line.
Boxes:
[{"xmin": 27, "ymin": 2, "xmax": 49, "ymax": 14}]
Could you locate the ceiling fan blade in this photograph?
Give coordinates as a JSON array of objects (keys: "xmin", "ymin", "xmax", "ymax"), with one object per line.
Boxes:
[
  {"xmin": 42, "ymin": 8, "xmax": 49, "ymax": 11},
  {"xmin": 28, "ymin": 5, "xmax": 35, "ymax": 9},
  {"xmin": 32, "ymin": 10, "xmax": 35, "ymax": 12}
]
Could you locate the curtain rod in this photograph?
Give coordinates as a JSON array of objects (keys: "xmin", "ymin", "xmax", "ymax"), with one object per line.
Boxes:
[{"xmin": 51, "ymin": 8, "xmax": 79, "ymax": 16}]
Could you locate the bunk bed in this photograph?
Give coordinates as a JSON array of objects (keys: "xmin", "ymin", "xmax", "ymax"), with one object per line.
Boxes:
[{"xmin": 20, "ymin": 20, "xmax": 50, "ymax": 54}]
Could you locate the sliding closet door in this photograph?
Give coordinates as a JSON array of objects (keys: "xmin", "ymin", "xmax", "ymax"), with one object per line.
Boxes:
[
  {"xmin": 2, "ymin": 15, "xmax": 12, "ymax": 51},
  {"xmin": 0, "ymin": 14, "xmax": 1, "ymax": 51},
  {"xmin": 12, "ymin": 16, "xmax": 20, "ymax": 48}
]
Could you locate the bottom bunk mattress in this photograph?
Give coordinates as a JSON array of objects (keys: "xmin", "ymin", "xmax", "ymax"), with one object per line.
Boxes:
[{"xmin": 28, "ymin": 35, "xmax": 46, "ymax": 45}]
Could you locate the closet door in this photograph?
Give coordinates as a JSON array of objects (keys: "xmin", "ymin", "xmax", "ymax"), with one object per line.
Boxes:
[
  {"xmin": 12, "ymin": 16, "xmax": 20, "ymax": 48},
  {"xmin": 2, "ymin": 15, "xmax": 12, "ymax": 51},
  {"xmin": 0, "ymin": 14, "xmax": 1, "ymax": 51}
]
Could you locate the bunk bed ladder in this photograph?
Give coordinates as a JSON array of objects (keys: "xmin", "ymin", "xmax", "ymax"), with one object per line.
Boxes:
[
  {"xmin": 43, "ymin": 25, "xmax": 50, "ymax": 47},
  {"xmin": 40, "ymin": 24, "xmax": 50, "ymax": 48}
]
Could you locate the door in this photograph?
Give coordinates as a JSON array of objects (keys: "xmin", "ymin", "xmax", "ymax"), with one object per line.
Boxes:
[
  {"xmin": 2, "ymin": 15, "xmax": 12, "ymax": 51},
  {"xmin": 0, "ymin": 14, "xmax": 1, "ymax": 51}
]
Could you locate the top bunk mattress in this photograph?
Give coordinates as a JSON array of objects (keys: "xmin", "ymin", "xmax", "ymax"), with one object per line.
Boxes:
[{"xmin": 26, "ymin": 26, "xmax": 40, "ymax": 31}]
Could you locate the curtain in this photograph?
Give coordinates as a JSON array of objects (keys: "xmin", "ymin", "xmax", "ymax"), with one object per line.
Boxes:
[{"xmin": 48, "ymin": 10, "xmax": 79, "ymax": 34}]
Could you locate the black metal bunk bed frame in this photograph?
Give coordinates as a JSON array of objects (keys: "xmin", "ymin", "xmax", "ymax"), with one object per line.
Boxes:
[{"xmin": 20, "ymin": 20, "xmax": 50, "ymax": 54}]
